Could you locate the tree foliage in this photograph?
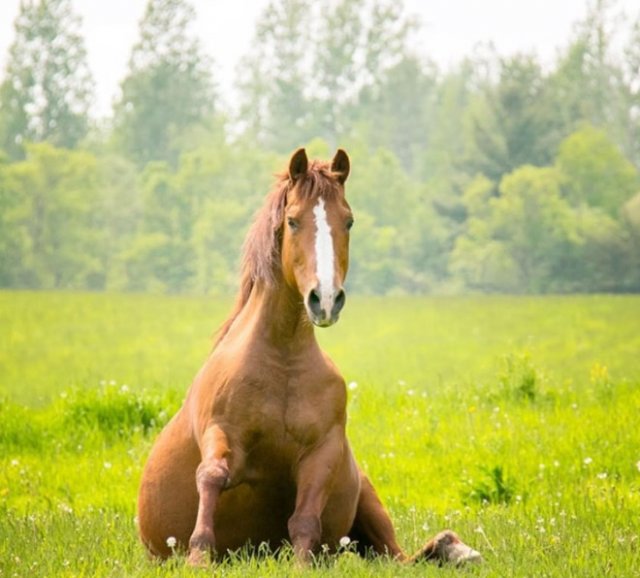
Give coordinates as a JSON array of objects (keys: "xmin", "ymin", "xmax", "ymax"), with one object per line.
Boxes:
[
  {"xmin": 1, "ymin": 0, "xmax": 640, "ymax": 294},
  {"xmin": 238, "ymin": 0, "xmax": 417, "ymax": 151},
  {"xmin": 112, "ymin": 0, "xmax": 215, "ymax": 166},
  {"xmin": 0, "ymin": 0, "xmax": 93, "ymax": 159},
  {"xmin": 556, "ymin": 125, "xmax": 639, "ymax": 215}
]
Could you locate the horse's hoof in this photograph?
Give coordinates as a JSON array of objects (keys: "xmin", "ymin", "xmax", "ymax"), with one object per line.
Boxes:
[
  {"xmin": 186, "ymin": 547, "xmax": 211, "ymax": 568},
  {"xmin": 434, "ymin": 530, "xmax": 483, "ymax": 565}
]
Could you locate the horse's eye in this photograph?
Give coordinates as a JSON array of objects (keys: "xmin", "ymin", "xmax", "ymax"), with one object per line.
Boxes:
[
  {"xmin": 346, "ymin": 218, "xmax": 354, "ymax": 231},
  {"xmin": 287, "ymin": 217, "xmax": 299, "ymax": 231}
]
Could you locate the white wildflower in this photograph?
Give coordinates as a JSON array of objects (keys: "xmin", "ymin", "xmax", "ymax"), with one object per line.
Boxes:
[
  {"xmin": 339, "ymin": 536, "xmax": 351, "ymax": 548},
  {"xmin": 583, "ymin": 457, "xmax": 593, "ymax": 465},
  {"xmin": 347, "ymin": 381, "xmax": 358, "ymax": 391},
  {"xmin": 166, "ymin": 536, "xmax": 177, "ymax": 549}
]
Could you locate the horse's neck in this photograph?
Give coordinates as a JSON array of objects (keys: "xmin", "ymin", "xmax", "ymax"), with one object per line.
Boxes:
[{"xmin": 228, "ymin": 280, "xmax": 316, "ymax": 351}]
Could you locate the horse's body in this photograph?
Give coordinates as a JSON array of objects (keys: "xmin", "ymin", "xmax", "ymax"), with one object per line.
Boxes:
[{"xmin": 138, "ymin": 149, "xmax": 480, "ymax": 566}]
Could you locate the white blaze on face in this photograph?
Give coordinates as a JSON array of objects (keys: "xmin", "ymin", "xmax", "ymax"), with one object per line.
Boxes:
[{"xmin": 313, "ymin": 198, "xmax": 335, "ymax": 314}]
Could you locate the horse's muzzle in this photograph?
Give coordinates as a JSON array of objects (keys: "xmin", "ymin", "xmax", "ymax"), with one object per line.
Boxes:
[{"xmin": 306, "ymin": 286, "xmax": 346, "ymax": 327}]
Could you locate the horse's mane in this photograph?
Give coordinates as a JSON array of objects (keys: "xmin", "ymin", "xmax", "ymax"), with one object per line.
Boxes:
[{"xmin": 213, "ymin": 160, "xmax": 342, "ymax": 348}]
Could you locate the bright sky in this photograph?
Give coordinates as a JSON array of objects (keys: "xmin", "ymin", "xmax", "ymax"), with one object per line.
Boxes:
[{"xmin": 0, "ymin": 0, "xmax": 638, "ymax": 118}]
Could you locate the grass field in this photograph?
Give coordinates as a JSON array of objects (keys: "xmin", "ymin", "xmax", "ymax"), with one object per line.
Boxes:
[{"xmin": 1, "ymin": 291, "xmax": 640, "ymax": 577}]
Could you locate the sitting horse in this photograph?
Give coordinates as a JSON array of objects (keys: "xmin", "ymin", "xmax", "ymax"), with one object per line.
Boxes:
[{"xmin": 137, "ymin": 148, "xmax": 481, "ymax": 566}]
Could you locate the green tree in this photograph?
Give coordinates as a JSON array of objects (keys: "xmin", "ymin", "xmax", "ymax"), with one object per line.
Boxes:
[
  {"xmin": 236, "ymin": 0, "xmax": 313, "ymax": 150},
  {"xmin": 94, "ymin": 154, "xmax": 142, "ymax": 290},
  {"xmin": 179, "ymin": 140, "xmax": 282, "ymax": 293},
  {"xmin": 313, "ymin": 0, "xmax": 418, "ymax": 149},
  {"xmin": 237, "ymin": 0, "xmax": 417, "ymax": 151},
  {"xmin": 312, "ymin": 0, "xmax": 366, "ymax": 145},
  {"xmin": 623, "ymin": 15, "xmax": 640, "ymax": 168},
  {"xmin": 556, "ymin": 125, "xmax": 639, "ymax": 215},
  {"xmin": 417, "ymin": 60, "xmax": 478, "ymax": 212},
  {"xmin": 546, "ymin": 0, "xmax": 631, "ymax": 158},
  {"xmin": 346, "ymin": 146, "xmax": 447, "ymax": 293},
  {"xmin": 557, "ymin": 205, "xmax": 630, "ymax": 292},
  {"xmin": 0, "ymin": 0, "xmax": 94, "ymax": 159},
  {"xmin": 451, "ymin": 166, "xmax": 575, "ymax": 292},
  {"xmin": 360, "ymin": 0, "xmax": 418, "ymax": 87},
  {"xmin": 620, "ymin": 193, "xmax": 640, "ymax": 290},
  {"xmin": 469, "ymin": 54, "xmax": 555, "ymax": 182},
  {"xmin": 121, "ymin": 162, "xmax": 194, "ymax": 292},
  {"xmin": 0, "ymin": 143, "xmax": 102, "ymax": 288},
  {"xmin": 356, "ymin": 55, "xmax": 436, "ymax": 175},
  {"xmin": 113, "ymin": 0, "xmax": 215, "ymax": 166},
  {"xmin": 0, "ymin": 154, "xmax": 30, "ymax": 286}
]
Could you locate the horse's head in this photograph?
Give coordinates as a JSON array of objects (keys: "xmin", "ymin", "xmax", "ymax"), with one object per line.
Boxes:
[{"xmin": 281, "ymin": 148, "xmax": 353, "ymax": 328}]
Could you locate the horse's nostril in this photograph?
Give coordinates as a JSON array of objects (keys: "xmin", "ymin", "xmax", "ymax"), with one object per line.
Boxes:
[
  {"xmin": 333, "ymin": 289, "xmax": 346, "ymax": 315},
  {"xmin": 307, "ymin": 288, "xmax": 322, "ymax": 316}
]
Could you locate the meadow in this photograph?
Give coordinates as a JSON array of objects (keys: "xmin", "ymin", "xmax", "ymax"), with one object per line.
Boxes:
[{"xmin": 1, "ymin": 291, "xmax": 639, "ymax": 577}]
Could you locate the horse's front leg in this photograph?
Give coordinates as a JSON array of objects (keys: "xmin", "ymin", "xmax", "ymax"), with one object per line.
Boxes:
[
  {"xmin": 187, "ymin": 424, "xmax": 230, "ymax": 566},
  {"xmin": 288, "ymin": 425, "xmax": 344, "ymax": 564}
]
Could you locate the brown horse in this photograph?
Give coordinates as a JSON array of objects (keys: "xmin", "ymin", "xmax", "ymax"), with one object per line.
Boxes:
[{"xmin": 137, "ymin": 148, "xmax": 481, "ymax": 567}]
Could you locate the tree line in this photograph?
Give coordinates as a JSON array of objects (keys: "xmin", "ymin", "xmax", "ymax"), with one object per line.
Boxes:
[{"xmin": 1, "ymin": 0, "xmax": 639, "ymax": 294}]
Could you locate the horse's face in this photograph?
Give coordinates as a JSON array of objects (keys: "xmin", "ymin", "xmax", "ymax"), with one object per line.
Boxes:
[{"xmin": 281, "ymin": 148, "xmax": 353, "ymax": 328}]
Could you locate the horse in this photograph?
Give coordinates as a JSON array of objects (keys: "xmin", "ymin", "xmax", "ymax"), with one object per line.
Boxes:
[{"xmin": 137, "ymin": 148, "xmax": 481, "ymax": 567}]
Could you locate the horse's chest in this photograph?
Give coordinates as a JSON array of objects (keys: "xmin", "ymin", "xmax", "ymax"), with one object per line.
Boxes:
[
  {"xmin": 231, "ymin": 374, "xmax": 327, "ymax": 444},
  {"xmin": 221, "ymin": 370, "xmax": 339, "ymax": 473}
]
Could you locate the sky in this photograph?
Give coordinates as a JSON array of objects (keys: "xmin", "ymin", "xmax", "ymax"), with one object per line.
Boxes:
[{"xmin": 0, "ymin": 0, "xmax": 638, "ymax": 118}]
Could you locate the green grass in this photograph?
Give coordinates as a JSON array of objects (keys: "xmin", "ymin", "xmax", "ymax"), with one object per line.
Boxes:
[{"xmin": 1, "ymin": 291, "xmax": 640, "ymax": 577}]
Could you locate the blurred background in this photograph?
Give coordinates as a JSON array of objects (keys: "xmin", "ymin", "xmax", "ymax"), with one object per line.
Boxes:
[{"xmin": 1, "ymin": 0, "xmax": 639, "ymax": 295}]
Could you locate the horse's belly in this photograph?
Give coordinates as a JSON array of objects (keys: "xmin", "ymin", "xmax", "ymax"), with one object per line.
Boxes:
[
  {"xmin": 215, "ymin": 450, "xmax": 360, "ymax": 554},
  {"xmin": 214, "ymin": 482, "xmax": 295, "ymax": 552}
]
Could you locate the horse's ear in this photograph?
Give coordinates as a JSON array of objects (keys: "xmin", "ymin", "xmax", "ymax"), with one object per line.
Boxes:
[
  {"xmin": 331, "ymin": 149, "xmax": 350, "ymax": 184},
  {"xmin": 289, "ymin": 148, "xmax": 308, "ymax": 182}
]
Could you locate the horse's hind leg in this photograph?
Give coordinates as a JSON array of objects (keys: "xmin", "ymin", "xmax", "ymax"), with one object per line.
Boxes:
[
  {"xmin": 348, "ymin": 474, "xmax": 405, "ymax": 559},
  {"xmin": 187, "ymin": 424, "xmax": 230, "ymax": 566},
  {"xmin": 408, "ymin": 529, "xmax": 482, "ymax": 565},
  {"xmin": 349, "ymin": 473, "xmax": 481, "ymax": 565}
]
